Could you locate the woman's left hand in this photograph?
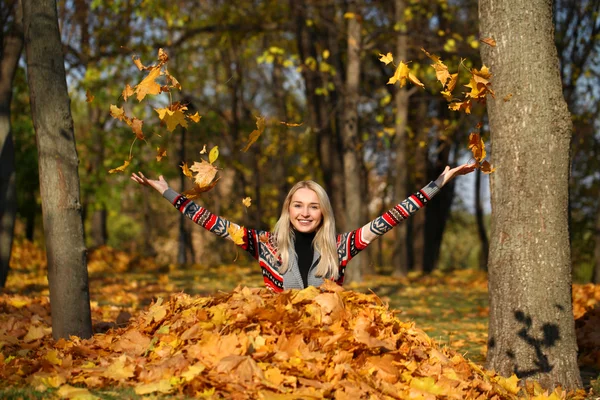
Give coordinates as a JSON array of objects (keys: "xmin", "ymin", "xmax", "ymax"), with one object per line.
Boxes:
[{"xmin": 434, "ymin": 163, "xmax": 478, "ymax": 188}]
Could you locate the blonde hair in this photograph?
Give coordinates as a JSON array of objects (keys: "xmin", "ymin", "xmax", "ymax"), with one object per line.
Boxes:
[{"xmin": 273, "ymin": 180, "xmax": 339, "ymax": 280}]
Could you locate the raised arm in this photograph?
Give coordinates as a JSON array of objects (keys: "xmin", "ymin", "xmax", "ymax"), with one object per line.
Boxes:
[
  {"xmin": 130, "ymin": 172, "xmax": 263, "ymax": 259},
  {"xmin": 337, "ymin": 163, "xmax": 477, "ymax": 263}
]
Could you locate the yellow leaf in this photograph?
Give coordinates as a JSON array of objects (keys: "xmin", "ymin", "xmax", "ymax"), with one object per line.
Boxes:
[
  {"xmin": 122, "ymin": 84, "xmax": 134, "ymax": 101},
  {"xmin": 108, "ymin": 158, "xmax": 131, "ymax": 174},
  {"xmin": 494, "ymin": 374, "xmax": 520, "ymax": 395},
  {"xmin": 209, "ymin": 146, "xmax": 219, "ymax": 164},
  {"xmin": 134, "ymin": 379, "xmax": 173, "ymax": 395},
  {"xmin": 132, "ymin": 55, "xmax": 145, "ymax": 71},
  {"xmin": 227, "ymin": 224, "xmax": 245, "ymax": 245},
  {"xmin": 378, "ymin": 52, "xmax": 394, "ymax": 65},
  {"xmin": 181, "ymin": 363, "xmax": 206, "ymax": 382},
  {"xmin": 242, "ymin": 116, "xmax": 266, "ymax": 152},
  {"xmin": 343, "ymin": 12, "xmax": 355, "ymax": 19},
  {"xmin": 85, "ymin": 90, "xmax": 94, "ymax": 103},
  {"xmin": 103, "ymin": 355, "xmax": 135, "ymax": 380},
  {"xmin": 156, "ymin": 147, "xmax": 167, "ymax": 162},
  {"xmin": 188, "ymin": 111, "xmax": 202, "ymax": 123},
  {"xmin": 408, "ymin": 72, "xmax": 425, "ymax": 89},
  {"xmin": 45, "ymin": 350, "xmax": 62, "ymax": 366},
  {"xmin": 109, "ymin": 105, "xmax": 126, "ymax": 121},
  {"xmin": 24, "ymin": 325, "xmax": 46, "ymax": 342},
  {"xmin": 387, "ymin": 61, "xmax": 409, "ymax": 86},
  {"xmin": 189, "ymin": 160, "xmax": 218, "ymax": 189},
  {"xmin": 410, "ymin": 376, "xmax": 445, "ymax": 395},
  {"xmin": 242, "ymin": 197, "xmax": 252, "ymax": 208},
  {"xmin": 155, "ymin": 107, "xmax": 188, "ymax": 132},
  {"xmin": 135, "ymin": 67, "xmax": 162, "ymax": 101},
  {"xmin": 57, "ymin": 384, "xmax": 100, "ymax": 400},
  {"xmin": 280, "ymin": 121, "xmax": 303, "ymax": 127},
  {"xmin": 180, "ymin": 162, "xmax": 193, "ymax": 178}
]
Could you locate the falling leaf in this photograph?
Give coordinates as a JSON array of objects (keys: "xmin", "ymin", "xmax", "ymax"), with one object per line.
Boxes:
[
  {"xmin": 449, "ymin": 100, "xmax": 472, "ymax": 114},
  {"xmin": 85, "ymin": 90, "xmax": 95, "ymax": 103},
  {"xmin": 242, "ymin": 116, "xmax": 266, "ymax": 152},
  {"xmin": 422, "ymin": 48, "xmax": 451, "ymax": 87},
  {"xmin": 155, "ymin": 106, "xmax": 188, "ymax": 132},
  {"xmin": 128, "ymin": 117, "xmax": 145, "ymax": 140},
  {"xmin": 182, "ymin": 180, "xmax": 220, "ymax": 199},
  {"xmin": 108, "ymin": 158, "xmax": 131, "ymax": 174},
  {"xmin": 503, "ymin": 93, "xmax": 513, "ymax": 102},
  {"xmin": 189, "ymin": 160, "xmax": 218, "ymax": 189},
  {"xmin": 209, "ymin": 146, "xmax": 219, "ymax": 164},
  {"xmin": 188, "ymin": 112, "xmax": 202, "ymax": 123},
  {"xmin": 180, "ymin": 162, "xmax": 193, "ymax": 178},
  {"xmin": 280, "ymin": 121, "xmax": 303, "ymax": 127},
  {"xmin": 468, "ymin": 132, "xmax": 486, "ymax": 163},
  {"xmin": 200, "ymin": 145, "xmax": 207, "ymax": 154},
  {"xmin": 480, "ymin": 37, "xmax": 497, "ymax": 47},
  {"xmin": 378, "ymin": 52, "xmax": 394, "ymax": 65},
  {"xmin": 132, "ymin": 55, "xmax": 145, "ymax": 71},
  {"xmin": 242, "ymin": 197, "xmax": 252, "ymax": 208},
  {"xmin": 135, "ymin": 67, "xmax": 162, "ymax": 101},
  {"xmin": 408, "ymin": 72, "xmax": 425, "ymax": 89},
  {"xmin": 480, "ymin": 160, "xmax": 496, "ymax": 174},
  {"xmin": 227, "ymin": 225, "xmax": 245, "ymax": 245},
  {"xmin": 122, "ymin": 84, "xmax": 134, "ymax": 101},
  {"xmin": 109, "ymin": 105, "xmax": 126, "ymax": 121},
  {"xmin": 343, "ymin": 12, "xmax": 355, "ymax": 19},
  {"xmin": 387, "ymin": 61, "xmax": 410, "ymax": 86},
  {"xmin": 164, "ymin": 68, "xmax": 181, "ymax": 90},
  {"xmin": 156, "ymin": 147, "xmax": 167, "ymax": 162}
]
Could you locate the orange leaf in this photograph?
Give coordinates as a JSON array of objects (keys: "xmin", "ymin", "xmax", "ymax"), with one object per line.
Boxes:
[
  {"xmin": 480, "ymin": 37, "xmax": 497, "ymax": 47},
  {"xmin": 129, "ymin": 117, "xmax": 145, "ymax": 140},
  {"xmin": 408, "ymin": 72, "xmax": 425, "ymax": 89},
  {"xmin": 280, "ymin": 121, "xmax": 303, "ymax": 127},
  {"xmin": 85, "ymin": 90, "xmax": 94, "ymax": 103},
  {"xmin": 155, "ymin": 107, "xmax": 188, "ymax": 132},
  {"xmin": 156, "ymin": 147, "xmax": 167, "ymax": 162},
  {"xmin": 242, "ymin": 116, "xmax": 266, "ymax": 152},
  {"xmin": 480, "ymin": 160, "xmax": 496, "ymax": 174},
  {"xmin": 180, "ymin": 162, "xmax": 193, "ymax": 178},
  {"xmin": 468, "ymin": 132, "xmax": 486, "ymax": 162},
  {"xmin": 188, "ymin": 112, "xmax": 202, "ymax": 123},
  {"xmin": 135, "ymin": 67, "xmax": 162, "ymax": 101},
  {"xmin": 110, "ymin": 105, "xmax": 126, "ymax": 121},
  {"xmin": 132, "ymin": 55, "xmax": 145, "ymax": 71}
]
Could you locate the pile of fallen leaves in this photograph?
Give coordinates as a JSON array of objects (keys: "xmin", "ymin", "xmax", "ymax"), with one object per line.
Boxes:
[
  {"xmin": 1, "ymin": 281, "xmax": 570, "ymax": 399},
  {"xmin": 572, "ymin": 283, "xmax": 600, "ymax": 369}
]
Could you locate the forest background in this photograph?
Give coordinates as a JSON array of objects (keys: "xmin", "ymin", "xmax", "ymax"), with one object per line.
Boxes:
[{"xmin": 4, "ymin": 0, "xmax": 600, "ymax": 284}]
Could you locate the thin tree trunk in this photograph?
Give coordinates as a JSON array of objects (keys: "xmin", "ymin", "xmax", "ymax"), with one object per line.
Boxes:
[
  {"xmin": 475, "ymin": 169, "xmax": 489, "ymax": 270},
  {"xmin": 22, "ymin": 0, "xmax": 92, "ymax": 339},
  {"xmin": 480, "ymin": 0, "xmax": 581, "ymax": 389},
  {"xmin": 391, "ymin": 0, "xmax": 410, "ymax": 277},
  {"xmin": 0, "ymin": 0, "xmax": 23, "ymax": 289},
  {"xmin": 340, "ymin": 0, "xmax": 364, "ymax": 283},
  {"xmin": 593, "ymin": 207, "xmax": 600, "ymax": 284}
]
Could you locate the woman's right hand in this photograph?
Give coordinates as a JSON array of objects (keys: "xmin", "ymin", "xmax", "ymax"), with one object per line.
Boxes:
[{"xmin": 131, "ymin": 172, "xmax": 169, "ymax": 195}]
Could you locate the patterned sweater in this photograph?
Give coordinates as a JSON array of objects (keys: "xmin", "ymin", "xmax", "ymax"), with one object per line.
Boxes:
[{"xmin": 163, "ymin": 181, "xmax": 440, "ymax": 292}]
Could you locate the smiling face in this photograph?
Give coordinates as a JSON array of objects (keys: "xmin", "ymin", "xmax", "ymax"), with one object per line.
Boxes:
[{"xmin": 288, "ymin": 187, "xmax": 323, "ymax": 233}]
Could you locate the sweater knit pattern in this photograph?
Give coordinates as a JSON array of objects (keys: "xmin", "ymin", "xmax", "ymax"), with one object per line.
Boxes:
[{"xmin": 164, "ymin": 181, "xmax": 440, "ymax": 292}]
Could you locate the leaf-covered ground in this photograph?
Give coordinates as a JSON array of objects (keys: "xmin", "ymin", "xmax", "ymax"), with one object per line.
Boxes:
[{"xmin": 0, "ymin": 241, "xmax": 597, "ymax": 399}]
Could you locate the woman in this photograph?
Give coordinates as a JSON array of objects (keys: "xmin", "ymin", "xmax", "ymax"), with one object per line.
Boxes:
[{"xmin": 131, "ymin": 163, "xmax": 476, "ymax": 292}]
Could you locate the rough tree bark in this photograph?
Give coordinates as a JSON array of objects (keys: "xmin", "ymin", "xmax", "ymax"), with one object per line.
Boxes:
[
  {"xmin": 340, "ymin": 0, "xmax": 366, "ymax": 283},
  {"xmin": 594, "ymin": 209, "xmax": 600, "ymax": 284},
  {"xmin": 480, "ymin": 0, "xmax": 581, "ymax": 389},
  {"xmin": 22, "ymin": 0, "xmax": 92, "ymax": 339},
  {"xmin": 475, "ymin": 169, "xmax": 489, "ymax": 270},
  {"xmin": 0, "ymin": 0, "xmax": 22, "ymax": 288},
  {"xmin": 391, "ymin": 0, "xmax": 410, "ymax": 277}
]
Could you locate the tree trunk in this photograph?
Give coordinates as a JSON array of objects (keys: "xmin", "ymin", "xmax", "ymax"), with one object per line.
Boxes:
[
  {"xmin": 340, "ymin": 1, "xmax": 365, "ymax": 284},
  {"xmin": 593, "ymin": 208, "xmax": 600, "ymax": 284},
  {"xmin": 391, "ymin": 0, "xmax": 410, "ymax": 277},
  {"xmin": 475, "ymin": 169, "xmax": 489, "ymax": 270},
  {"xmin": 480, "ymin": 0, "xmax": 581, "ymax": 389},
  {"xmin": 0, "ymin": 0, "xmax": 23, "ymax": 289},
  {"xmin": 22, "ymin": 0, "xmax": 92, "ymax": 339}
]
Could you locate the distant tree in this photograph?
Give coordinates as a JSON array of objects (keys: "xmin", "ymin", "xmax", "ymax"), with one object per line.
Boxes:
[
  {"xmin": 480, "ymin": 0, "xmax": 581, "ymax": 389},
  {"xmin": 22, "ymin": 0, "xmax": 92, "ymax": 339},
  {"xmin": 0, "ymin": 0, "xmax": 23, "ymax": 288}
]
